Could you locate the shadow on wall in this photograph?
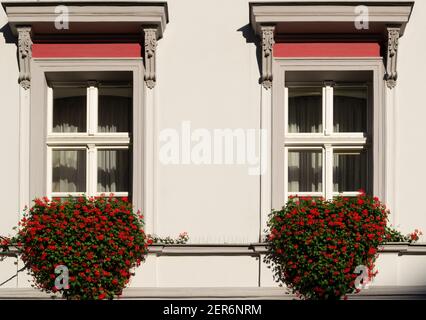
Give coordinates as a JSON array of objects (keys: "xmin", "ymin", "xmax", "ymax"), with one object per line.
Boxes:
[
  {"xmin": 0, "ymin": 22, "xmax": 17, "ymax": 45},
  {"xmin": 237, "ymin": 23, "xmax": 262, "ymax": 85},
  {"xmin": 0, "ymin": 22, "xmax": 19, "ymax": 83}
]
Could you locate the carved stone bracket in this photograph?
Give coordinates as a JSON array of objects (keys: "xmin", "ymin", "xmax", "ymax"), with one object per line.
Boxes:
[
  {"xmin": 260, "ymin": 25, "xmax": 275, "ymax": 90},
  {"xmin": 143, "ymin": 28, "xmax": 158, "ymax": 89},
  {"xmin": 17, "ymin": 26, "xmax": 32, "ymax": 90},
  {"xmin": 385, "ymin": 27, "xmax": 400, "ymax": 89}
]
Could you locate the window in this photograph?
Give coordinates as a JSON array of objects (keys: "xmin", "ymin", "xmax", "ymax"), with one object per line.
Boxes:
[
  {"xmin": 284, "ymin": 72, "xmax": 372, "ymax": 200},
  {"xmin": 46, "ymin": 81, "xmax": 133, "ymax": 199},
  {"xmin": 250, "ymin": 1, "xmax": 412, "ymax": 226}
]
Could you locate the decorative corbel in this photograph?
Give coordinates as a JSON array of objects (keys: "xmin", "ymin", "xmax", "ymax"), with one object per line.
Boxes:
[
  {"xmin": 260, "ymin": 25, "xmax": 275, "ymax": 90},
  {"xmin": 385, "ymin": 27, "xmax": 400, "ymax": 89},
  {"xmin": 17, "ymin": 26, "xmax": 32, "ymax": 90},
  {"xmin": 143, "ymin": 27, "xmax": 158, "ymax": 89}
]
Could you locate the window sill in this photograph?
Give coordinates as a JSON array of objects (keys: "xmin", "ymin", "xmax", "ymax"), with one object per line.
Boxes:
[
  {"xmin": 2, "ymin": 243, "xmax": 425, "ymax": 258},
  {"xmin": 147, "ymin": 242, "xmax": 426, "ymax": 256}
]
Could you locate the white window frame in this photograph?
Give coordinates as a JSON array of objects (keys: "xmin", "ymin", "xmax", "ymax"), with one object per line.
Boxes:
[
  {"xmin": 28, "ymin": 59, "xmax": 151, "ymax": 231},
  {"xmin": 284, "ymin": 81, "xmax": 370, "ymax": 200},
  {"xmin": 269, "ymin": 58, "xmax": 387, "ymax": 211},
  {"xmin": 46, "ymin": 82, "xmax": 131, "ymax": 199}
]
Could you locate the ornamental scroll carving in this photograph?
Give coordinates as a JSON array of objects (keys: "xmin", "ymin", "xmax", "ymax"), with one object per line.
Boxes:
[
  {"xmin": 144, "ymin": 28, "xmax": 158, "ymax": 89},
  {"xmin": 386, "ymin": 27, "xmax": 400, "ymax": 89},
  {"xmin": 17, "ymin": 26, "xmax": 32, "ymax": 90},
  {"xmin": 261, "ymin": 26, "xmax": 275, "ymax": 90}
]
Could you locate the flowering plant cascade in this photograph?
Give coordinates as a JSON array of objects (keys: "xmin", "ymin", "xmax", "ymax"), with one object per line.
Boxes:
[
  {"xmin": 147, "ymin": 232, "xmax": 189, "ymax": 244},
  {"xmin": 265, "ymin": 192, "xmax": 389, "ymax": 300},
  {"xmin": 0, "ymin": 196, "xmax": 149, "ymax": 300}
]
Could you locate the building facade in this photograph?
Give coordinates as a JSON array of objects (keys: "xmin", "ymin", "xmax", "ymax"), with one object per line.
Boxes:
[{"xmin": 0, "ymin": 0, "xmax": 425, "ymax": 298}]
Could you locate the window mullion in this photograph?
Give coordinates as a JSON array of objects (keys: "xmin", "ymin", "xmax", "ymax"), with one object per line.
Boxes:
[
  {"xmin": 87, "ymin": 144, "xmax": 97, "ymax": 197},
  {"xmin": 87, "ymin": 82, "xmax": 98, "ymax": 197},
  {"xmin": 325, "ymin": 144, "xmax": 333, "ymax": 200},
  {"xmin": 324, "ymin": 82, "xmax": 334, "ymax": 136},
  {"xmin": 87, "ymin": 81, "xmax": 98, "ymax": 136}
]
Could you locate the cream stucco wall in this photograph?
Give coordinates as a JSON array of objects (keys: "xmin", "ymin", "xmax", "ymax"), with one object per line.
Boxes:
[
  {"xmin": 0, "ymin": 0, "xmax": 426, "ymax": 290},
  {"xmin": 0, "ymin": 7, "xmax": 19, "ymax": 237},
  {"xmin": 392, "ymin": 0, "xmax": 426, "ymax": 234},
  {"xmin": 155, "ymin": 0, "xmax": 426, "ymax": 243},
  {"xmin": 154, "ymin": 2, "xmax": 426, "ymax": 286},
  {"xmin": 155, "ymin": 0, "xmax": 261, "ymax": 243}
]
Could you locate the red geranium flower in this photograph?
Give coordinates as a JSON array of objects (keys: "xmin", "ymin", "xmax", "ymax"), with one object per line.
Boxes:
[
  {"xmin": 4, "ymin": 196, "xmax": 148, "ymax": 300},
  {"xmin": 265, "ymin": 195, "xmax": 388, "ymax": 300}
]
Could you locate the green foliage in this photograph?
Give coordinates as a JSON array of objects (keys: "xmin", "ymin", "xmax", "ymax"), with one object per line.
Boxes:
[
  {"xmin": 1, "ymin": 196, "xmax": 148, "ymax": 300},
  {"xmin": 265, "ymin": 193, "xmax": 388, "ymax": 300},
  {"xmin": 384, "ymin": 225, "xmax": 422, "ymax": 243},
  {"xmin": 147, "ymin": 232, "xmax": 189, "ymax": 244}
]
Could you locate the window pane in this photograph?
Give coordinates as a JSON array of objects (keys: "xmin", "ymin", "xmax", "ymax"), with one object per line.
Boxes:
[
  {"xmin": 52, "ymin": 150, "xmax": 86, "ymax": 192},
  {"xmin": 53, "ymin": 87, "xmax": 87, "ymax": 132},
  {"xmin": 98, "ymin": 87, "xmax": 132, "ymax": 133},
  {"xmin": 288, "ymin": 87, "xmax": 322, "ymax": 133},
  {"xmin": 333, "ymin": 86, "xmax": 367, "ymax": 132},
  {"xmin": 97, "ymin": 149, "xmax": 130, "ymax": 192},
  {"xmin": 288, "ymin": 150, "xmax": 322, "ymax": 192},
  {"xmin": 333, "ymin": 150, "xmax": 368, "ymax": 192}
]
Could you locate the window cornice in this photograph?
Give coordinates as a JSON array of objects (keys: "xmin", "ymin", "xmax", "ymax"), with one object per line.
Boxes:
[
  {"xmin": 250, "ymin": 1, "xmax": 413, "ymax": 35},
  {"xmin": 3, "ymin": 1, "xmax": 168, "ymax": 89},
  {"xmin": 250, "ymin": 1, "xmax": 414, "ymax": 89},
  {"xmin": 2, "ymin": 1, "xmax": 169, "ymax": 37}
]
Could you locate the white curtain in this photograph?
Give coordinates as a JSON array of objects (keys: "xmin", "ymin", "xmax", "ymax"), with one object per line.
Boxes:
[
  {"xmin": 52, "ymin": 150, "xmax": 86, "ymax": 192},
  {"xmin": 333, "ymin": 152, "xmax": 367, "ymax": 192},
  {"xmin": 333, "ymin": 94, "xmax": 366, "ymax": 132},
  {"xmin": 98, "ymin": 96, "xmax": 131, "ymax": 133},
  {"xmin": 53, "ymin": 97, "xmax": 87, "ymax": 132},
  {"xmin": 288, "ymin": 150, "xmax": 322, "ymax": 192},
  {"xmin": 288, "ymin": 89, "xmax": 322, "ymax": 133},
  {"xmin": 97, "ymin": 150, "xmax": 130, "ymax": 192}
]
